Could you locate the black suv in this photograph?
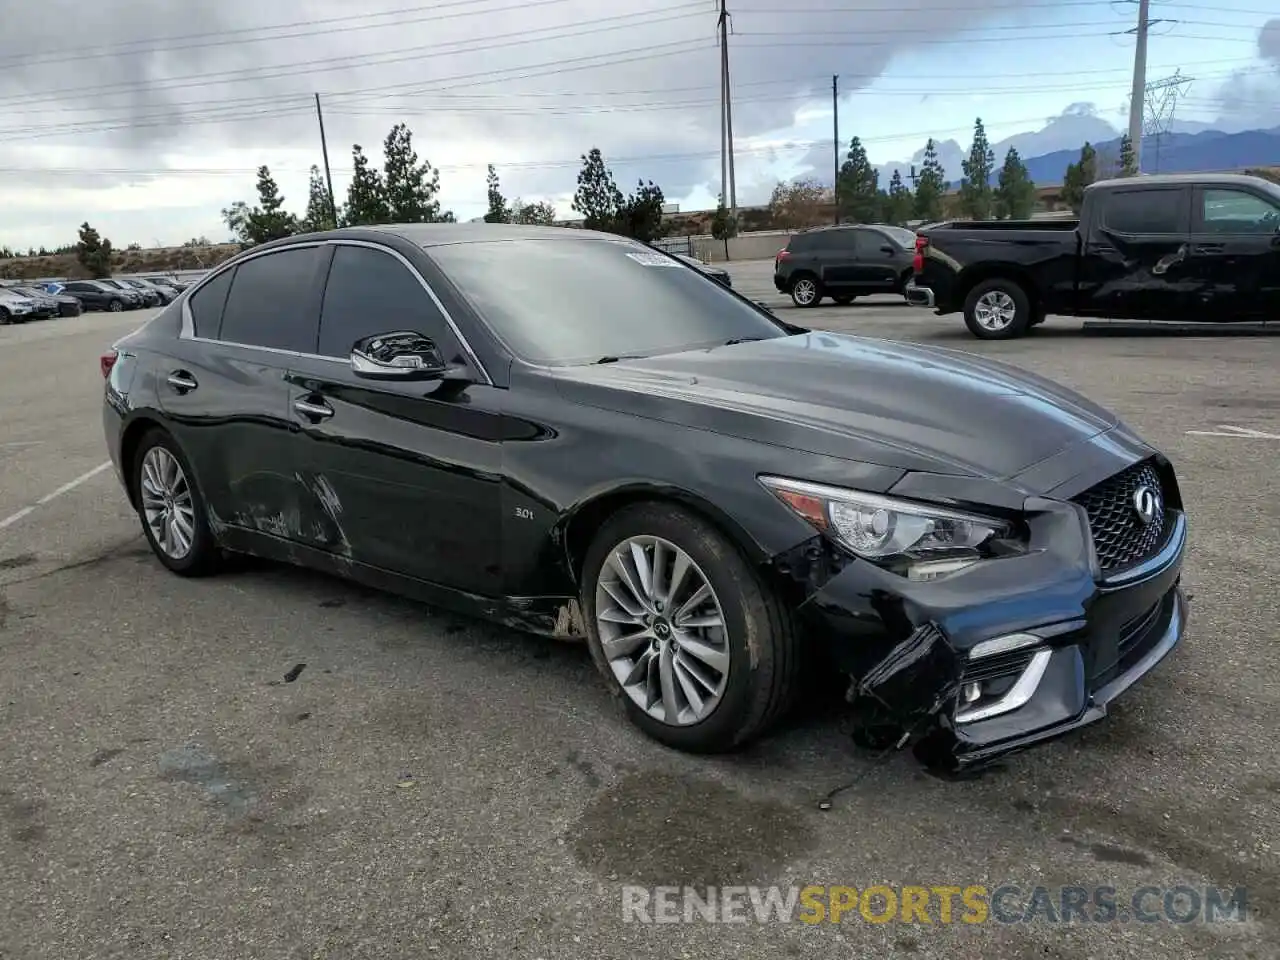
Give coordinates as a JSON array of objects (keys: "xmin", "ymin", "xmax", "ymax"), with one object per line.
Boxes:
[
  {"xmin": 773, "ymin": 224, "xmax": 917, "ymax": 308},
  {"xmin": 61, "ymin": 280, "xmax": 143, "ymax": 312}
]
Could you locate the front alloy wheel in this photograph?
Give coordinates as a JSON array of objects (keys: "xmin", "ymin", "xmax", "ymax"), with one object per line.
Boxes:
[
  {"xmin": 581, "ymin": 502, "xmax": 803, "ymax": 753},
  {"xmin": 594, "ymin": 535, "xmax": 730, "ymax": 726}
]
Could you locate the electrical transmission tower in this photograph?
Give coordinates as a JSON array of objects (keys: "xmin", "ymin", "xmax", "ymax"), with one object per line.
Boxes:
[{"xmin": 1143, "ymin": 71, "xmax": 1193, "ymax": 173}]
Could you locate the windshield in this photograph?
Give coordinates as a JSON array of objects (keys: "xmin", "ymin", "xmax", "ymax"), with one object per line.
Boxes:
[
  {"xmin": 427, "ymin": 238, "xmax": 788, "ymax": 365},
  {"xmin": 878, "ymin": 225, "xmax": 917, "ymax": 248}
]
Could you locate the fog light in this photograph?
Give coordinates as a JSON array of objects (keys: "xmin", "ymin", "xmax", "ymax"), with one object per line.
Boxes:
[
  {"xmin": 962, "ymin": 682, "xmax": 983, "ymax": 704},
  {"xmin": 968, "ymin": 632, "xmax": 1042, "ymax": 660}
]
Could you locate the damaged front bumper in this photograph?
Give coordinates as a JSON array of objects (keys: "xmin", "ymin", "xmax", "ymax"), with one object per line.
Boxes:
[{"xmin": 796, "ymin": 498, "xmax": 1188, "ymax": 773}]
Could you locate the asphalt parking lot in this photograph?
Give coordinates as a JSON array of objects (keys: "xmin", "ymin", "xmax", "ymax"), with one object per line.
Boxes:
[{"xmin": 2, "ymin": 265, "xmax": 1277, "ymax": 960}]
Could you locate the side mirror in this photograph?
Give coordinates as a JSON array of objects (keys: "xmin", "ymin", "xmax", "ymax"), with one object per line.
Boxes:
[{"xmin": 351, "ymin": 331, "xmax": 448, "ymax": 380}]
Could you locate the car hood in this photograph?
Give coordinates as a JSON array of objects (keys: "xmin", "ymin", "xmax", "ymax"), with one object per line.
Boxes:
[{"xmin": 551, "ymin": 332, "xmax": 1119, "ymax": 479}]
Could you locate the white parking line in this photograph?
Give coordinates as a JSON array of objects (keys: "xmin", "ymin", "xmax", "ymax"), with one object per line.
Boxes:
[
  {"xmin": 1186, "ymin": 424, "xmax": 1280, "ymax": 440},
  {"xmin": 0, "ymin": 461, "xmax": 113, "ymax": 531}
]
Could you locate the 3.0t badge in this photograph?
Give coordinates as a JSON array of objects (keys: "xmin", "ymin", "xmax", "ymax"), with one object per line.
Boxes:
[{"xmin": 1132, "ymin": 484, "xmax": 1162, "ymax": 525}]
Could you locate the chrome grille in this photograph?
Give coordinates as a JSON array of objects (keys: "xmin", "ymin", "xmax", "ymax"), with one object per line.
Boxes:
[{"xmin": 1072, "ymin": 461, "xmax": 1167, "ymax": 572}]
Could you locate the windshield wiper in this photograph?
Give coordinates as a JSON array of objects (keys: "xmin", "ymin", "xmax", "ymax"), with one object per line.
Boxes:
[
  {"xmin": 595, "ymin": 354, "xmax": 646, "ymax": 364},
  {"xmin": 723, "ymin": 336, "xmax": 767, "ymax": 345}
]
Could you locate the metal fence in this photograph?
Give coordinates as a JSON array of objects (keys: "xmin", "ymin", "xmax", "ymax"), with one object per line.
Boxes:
[{"xmin": 648, "ymin": 235, "xmax": 694, "ymax": 256}]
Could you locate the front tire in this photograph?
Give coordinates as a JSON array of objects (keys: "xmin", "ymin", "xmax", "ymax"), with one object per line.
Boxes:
[
  {"xmin": 832, "ymin": 295, "xmax": 856, "ymax": 306},
  {"xmin": 581, "ymin": 502, "xmax": 801, "ymax": 753},
  {"xmin": 108, "ymin": 299, "xmax": 124, "ymax": 312},
  {"xmin": 132, "ymin": 428, "xmax": 220, "ymax": 576},
  {"xmin": 962, "ymin": 278, "xmax": 1033, "ymax": 340},
  {"xmin": 789, "ymin": 275, "xmax": 823, "ymax": 308}
]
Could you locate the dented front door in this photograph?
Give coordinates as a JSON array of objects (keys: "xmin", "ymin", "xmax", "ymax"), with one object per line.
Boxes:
[{"xmin": 282, "ymin": 357, "xmax": 505, "ymax": 597}]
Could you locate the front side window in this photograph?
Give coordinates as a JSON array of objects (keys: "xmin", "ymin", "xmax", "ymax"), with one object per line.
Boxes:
[
  {"xmin": 427, "ymin": 238, "xmax": 789, "ymax": 365},
  {"xmin": 317, "ymin": 245, "xmax": 452, "ymax": 359},
  {"xmin": 1201, "ymin": 189, "xmax": 1280, "ymax": 235},
  {"xmin": 217, "ymin": 247, "xmax": 322, "ymax": 352}
]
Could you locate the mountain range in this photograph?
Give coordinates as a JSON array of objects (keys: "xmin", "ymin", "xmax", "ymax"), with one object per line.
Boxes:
[{"xmin": 799, "ymin": 110, "xmax": 1280, "ymax": 189}]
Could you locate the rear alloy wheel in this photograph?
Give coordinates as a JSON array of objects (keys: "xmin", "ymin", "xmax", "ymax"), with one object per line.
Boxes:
[
  {"xmin": 962, "ymin": 278, "xmax": 1032, "ymax": 340},
  {"xmin": 108, "ymin": 299, "xmax": 124, "ymax": 312},
  {"xmin": 789, "ymin": 276, "xmax": 822, "ymax": 308},
  {"xmin": 582, "ymin": 502, "xmax": 801, "ymax": 753},
  {"xmin": 133, "ymin": 430, "xmax": 219, "ymax": 576}
]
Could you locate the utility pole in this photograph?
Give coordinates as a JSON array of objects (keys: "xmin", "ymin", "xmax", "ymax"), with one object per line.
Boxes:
[
  {"xmin": 314, "ymin": 93, "xmax": 338, "ymax": 228},
  {"xmin": 832, "ymin": 75, "xmax": 840, "ymax": 224},
  {"xmin": 1123, "ymin": 0, "xmax": 1174, "ymax": 173},
  {"xmin": 717, "ymin": 0, "xmax": 737, "ymax": 216}
]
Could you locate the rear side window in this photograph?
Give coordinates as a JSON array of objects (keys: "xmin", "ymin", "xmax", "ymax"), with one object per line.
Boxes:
[
  {"xmin": 217, "ymin": 247, "xmax": 322, "ymax": 352},
  {"xmin": 316, "ymin": 245, "xmax": 452, "ymax": 358},
  {"xmin": 187, "ymin": 267, "xmax": 235, "ymax": 339},
  {"xmin": 1102, "ymin": 189, "xmax": 1185, "ymax": 234},
  {"xmin": 787, "ymin": 233, "xmax": 819, "ymax": 253}
]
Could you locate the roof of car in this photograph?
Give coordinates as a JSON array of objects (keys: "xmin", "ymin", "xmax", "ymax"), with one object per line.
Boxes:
[
  {"xmin": 270, "ymin": 223, "xmax": 633, "ymax": 250},
  {"xmin": 1088, "ymin": 172, "xmax": 1280, "ymax": 190}
]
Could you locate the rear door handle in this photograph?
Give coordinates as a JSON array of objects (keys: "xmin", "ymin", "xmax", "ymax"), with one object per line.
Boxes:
[
  {"xmin": 166, "ymin": 371, "xmax": 197, "ymax": 392},
  {"xmin": 293, "ymin": 398, "xmax": 334, "ymax": 421},
  {"xmin": 1192, "ymin": 243, "xmax": 1225, "ymax": 254}
]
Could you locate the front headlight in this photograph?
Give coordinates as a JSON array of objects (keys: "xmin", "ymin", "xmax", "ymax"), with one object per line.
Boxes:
[{"xmin": 760, "ymin": 475, "xmax": 1022, "ymax": 578}]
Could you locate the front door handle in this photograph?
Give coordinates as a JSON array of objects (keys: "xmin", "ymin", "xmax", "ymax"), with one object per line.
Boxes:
[
  {"xmin": 293, "ymin": 397, "xmax": 334, "ymax": 421},
  {"xmin": 1192, "ymin": 243, "xmax": 1225, "ymax": 254},
  {"xmin": 166, "ymin": 371, "xmax": 197, "ymax": 392}
]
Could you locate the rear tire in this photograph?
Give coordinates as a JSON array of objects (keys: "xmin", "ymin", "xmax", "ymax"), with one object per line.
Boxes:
[
  {"xmin": 131, "ymin": 428, "xmax": 220, "ymax": 577},
  {"xmin": 581, "ymin": 502, "xmax": 801, "ymax": 753},
  {"xmin": 962, "ymin": 278, "xmax": 1033, "ymax": 340},
  {"xmin": 789, "ymin": 275, "xmax": 823, "ymax": 308}
]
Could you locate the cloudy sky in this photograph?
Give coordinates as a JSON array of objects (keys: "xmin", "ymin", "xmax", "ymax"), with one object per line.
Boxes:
[{"xmin": 0, "ymin": 0, "xmax": 1276, "ymax": 250}]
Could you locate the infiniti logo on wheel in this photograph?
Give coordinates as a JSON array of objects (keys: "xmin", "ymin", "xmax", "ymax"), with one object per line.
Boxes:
[{"xmin": 1132, "ymin": 484, "xmax": 1161, "ymax": 525}]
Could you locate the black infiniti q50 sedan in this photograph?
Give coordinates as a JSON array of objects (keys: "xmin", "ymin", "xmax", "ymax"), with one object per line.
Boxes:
[{"xmin": 101, "ymin": 224, "xmax": 1188, "ymax": 771}]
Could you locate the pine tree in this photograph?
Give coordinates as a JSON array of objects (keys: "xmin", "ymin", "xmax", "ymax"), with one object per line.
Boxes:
[
  {"xmin": 884, "ymin": 169, "xmax": 913, "ymax": 225},
  {"xmin": 710, "ymin": 194, "xmax": 739, "ymax": 258},
  {"xmin": 572, "ymin": 148, "xmax": 624, "ymax": 232},
  {"xmin": 836, "ymin": 136, "xmax": 881, "ymax": 223},
  {"xmin": 621, "ymin": 180, "xmax": 666, "ymax": 242},
  {"xmin": 344, "ymin": 145, "xmax": 391, "ymax": 225},
  {"xmin": 1061, "ymin": 142, "xmax": 1098, "ymax": 215},
  {"xmin": 302, "ymin": 165, "xmax": 336, "ymax": 232},
  {"xmin": 913, "ymin": 139, "xmax": 946, "ymax": 222},
  {"xmin": 76, "ymin": 222, "xmax": 113, "ymax": 278},
  {"xmin": 251, "ymin": 165, "xmax": 298, "ymax": 241},
  {"xmin": 484, "ymin": 164, "xmax": 509, "ymax": 223},
  {"xmin": 959, "ymin": 118, "xmax": 996, "ymax": 219},
  {"xmin": 993, "ymin": 147, "xmax": 1036, "ymax": 220},
  {"xmin": 1119, "ymin": 134, "xmax": 1138, "ymax": 177},
  {"xmin": 382, "ymin": 123, "xmax": 449, "ymax": 223}
]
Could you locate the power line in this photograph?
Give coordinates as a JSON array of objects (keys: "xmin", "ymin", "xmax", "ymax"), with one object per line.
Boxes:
[
  {"xmin": 0, "ymin": 107, "xmax": 1209, "ymax": 181},
  {"xmin": 0, "ymin": 60, "xmax": 1263, "ymax": 144},
  {"xmin": 0, "ymin": 14, "xmax": 1263, "ymax": 112},
  {"xmin": 0, "ymin": 7, "xmax": 709, "ymax": 109},
  {"xmin": 0, "ymin": 0, "xmax": 602, "ymax": 70}
]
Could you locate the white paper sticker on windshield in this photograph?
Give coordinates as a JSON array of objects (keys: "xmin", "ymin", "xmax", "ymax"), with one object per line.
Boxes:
[{"xmin": 625, "ymin": 251, "xmax": 681, "ymax": 267}]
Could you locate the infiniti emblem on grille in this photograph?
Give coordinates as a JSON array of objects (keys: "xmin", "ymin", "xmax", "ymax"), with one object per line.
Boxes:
[{"xmin": 1132, "ymin": 484, "xmax": 1161, "ymax": 525}]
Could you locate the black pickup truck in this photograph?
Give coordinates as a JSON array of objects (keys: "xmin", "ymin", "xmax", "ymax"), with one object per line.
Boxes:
[{"xmin": 904, "ymin": 172, "xmax": 1280, "ymax": 339}]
